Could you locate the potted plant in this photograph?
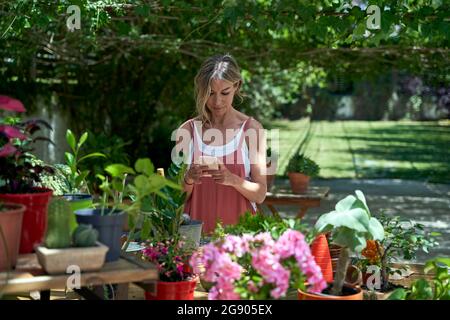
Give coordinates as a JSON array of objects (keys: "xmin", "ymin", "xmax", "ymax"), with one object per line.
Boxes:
[
  {"xmin": 151, "ymin": 161, "xmax": 203, "ymax": 250},
  {"xmin": 285, "ymin": 153, "xmax": 320, "ymax": 193},
  {"xmin": 388, "ymin": 257, "xmax": 450, "ymax": 300},
  {"xmin": 0, "ymin": 202, "xmax": 25, "ymax": 271},
  {"xmin": 190, "ymin": 229, "xmax": 327, "ymax": 300},
  {"xmin": 357, "ymin": 213, "xmax": 439, "ymax": 294},
  {"xmin": 35, "ymin": 197, "xmax": 108, "ymax": 274},
  {"xmin": 74, "ymin": 161, "xmax": 130, "ymax": 262},
  {"xmin": 76, "ymin": 158, "xmax": 179, "ymax": 262},
  {"xmin": 298, "ymin": 190, "xmax": 385, "ymax": 300},
  {"xmin": 141, "ymin": 236, "xmax": 197, "ymax": 300},
  {"xmin": 0, "ymin": 95, "xmax": 54, "ymax": 253},
  {"xmin": 59, "ymin": 129, "xmax": 105, "ymax": 232}
]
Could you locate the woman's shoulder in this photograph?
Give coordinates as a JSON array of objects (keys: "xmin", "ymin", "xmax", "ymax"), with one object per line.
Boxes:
[{"xmin": 241, "ymin": 115, "xmax": 263, "ymax": 130}]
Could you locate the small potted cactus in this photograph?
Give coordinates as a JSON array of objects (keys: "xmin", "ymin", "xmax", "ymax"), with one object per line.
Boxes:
[{"xmin": 35, "ymin": 197, "xmax": 108, "ymax": 274}]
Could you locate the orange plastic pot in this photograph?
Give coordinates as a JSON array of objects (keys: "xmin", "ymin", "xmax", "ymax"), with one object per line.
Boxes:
[
  {"xmin": 298, "ymin": 284, "xmax": 363, "ymax": 300},
  {"xmin": 288, "ymin": 172, "xmax": 310, "ymax": 194},
  {"xmin": 145, "ymin": 277, "xmax": 198, "ymax": 300},
  {"xmin": 310, "ymin": 234, "xmax": 333, "ymax": 283},
  {"xmin": 0, "ymin": 188, "xmax": 53, "ymax": 253}
]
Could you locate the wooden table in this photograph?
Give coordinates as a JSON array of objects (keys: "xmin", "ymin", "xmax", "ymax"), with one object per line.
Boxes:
[
  {"xmin": 258, "ymin": 186, "xmax": 330, "ymax": 219},
  {"xmin": 0, "ymin": 252, "xmax": 158, "ymax": 300}
]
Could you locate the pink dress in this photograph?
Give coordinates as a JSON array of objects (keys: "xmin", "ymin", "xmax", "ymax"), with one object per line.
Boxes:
[{"xmin": 184, "ymin": 118, "xmax": 256, "ymax": 234}]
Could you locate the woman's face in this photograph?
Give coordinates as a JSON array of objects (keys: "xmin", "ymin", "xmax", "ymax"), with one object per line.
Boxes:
[{"xmin": 206, "ymin": 78, "xmax": 239, "ymax": 118}]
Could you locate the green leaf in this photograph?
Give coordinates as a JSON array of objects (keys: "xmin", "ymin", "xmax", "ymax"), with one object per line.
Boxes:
[
  {"xmin": 77, "ymin": 132, "xmax": 88, "ymax": 149},
  {"xmin": 66, "ymin": 129, "xmax": 76, "ymax": 152},
  {"xmin": 354, "ymin": 190, "xmax": 370, "ymax": 214},
  {"xmin": 141, "ymin": 217, "xmax": 151, "ymax": 240},
  {"xmin": 335, "ymin": 195, "xmax": 357, "ymax": 212},
  {"xmin": 78, "ymin": 152, "xmax": 106, "ymax": 163},
  {"xmin": 75, "ymin": 170, "xmax": 89, "ymax": 188},
  {"xmin": 315, "ymin": 208, "xmax": 370, "ymax": 233},
  {"xmin": 135, "ymin": 158, "xmax": 154, "ymax": 175},
  {"xmin": 368, "ymin": 217, "xmax": 385, "ymax": 241},
  {"xmin": 134, "ymin": 175, "xmax": 150, "ymax": 191},
  {"xmin": 333, "ymin": 228, "xmax": 367, "ymax": 252},
  {"xmin": 387, "ymin": 288, "xmax": 407, "ymax": 300},
  {"xmin": 105, "ymin": 164, "xmax": 135, "ymax": 177},
  {"xmin": 65, "ymin": 152, "xmax": 75, "ymax": 168}
]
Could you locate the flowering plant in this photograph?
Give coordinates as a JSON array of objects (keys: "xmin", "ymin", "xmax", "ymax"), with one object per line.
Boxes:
[
  {"xmin": 141, "ymin": 237, "xmax": 195, "ymax": 282},
  {"xmin": 190, "ymin": 229, "xmax": 326, "ymax": 300},
  {"xmin": 0, "ymin": 95, "xmax": 54, "ymax": 193}
]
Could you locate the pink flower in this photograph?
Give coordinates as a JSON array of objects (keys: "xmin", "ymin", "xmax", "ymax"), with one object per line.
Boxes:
[{"xmin": 0, "ymin": 96, "xmax": 25, "ymax": 112}]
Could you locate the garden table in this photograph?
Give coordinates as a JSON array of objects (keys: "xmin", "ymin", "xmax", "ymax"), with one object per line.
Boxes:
[
  {"xmin": 0, "ymin": 252, "xmax": 158, "ymax": 300},
  {"xmin": 258, "ymin": 186, "xmax": 330, "ymax": 219}
]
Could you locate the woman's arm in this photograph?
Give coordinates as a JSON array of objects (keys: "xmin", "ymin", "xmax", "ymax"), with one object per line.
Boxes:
[{"xmin": 175, "ymin": 121, "xmax": 195, "ymax": 200}]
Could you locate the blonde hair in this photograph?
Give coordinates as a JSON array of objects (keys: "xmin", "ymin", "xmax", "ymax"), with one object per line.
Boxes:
[{"xmin": 194, "ymin": 54, "xmax": 243, "ymax": 125}]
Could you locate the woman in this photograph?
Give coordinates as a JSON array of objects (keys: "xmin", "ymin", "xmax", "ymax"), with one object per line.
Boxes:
[{"xmin": 175, "ymin": 54, "xmax": 267, "ymax": 234}]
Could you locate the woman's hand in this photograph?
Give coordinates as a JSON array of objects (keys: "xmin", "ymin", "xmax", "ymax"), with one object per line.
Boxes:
[
  {"xmin": 185, "ymin": 164, "xmax": 208, "ymax": 184},
  {"xmin": 209, "ymin": 163, "xmax": 238, "ymax": 186}
]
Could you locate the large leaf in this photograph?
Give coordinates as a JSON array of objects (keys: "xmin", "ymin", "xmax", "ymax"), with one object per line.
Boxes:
[
  {"xmin": 135, "ymin": 158, "xmax": 154, "ymax": 176},
  {"xmin": 315, "ymin": 208, "xmax": 370, "ymax": 233},
  {"xmin": 77, "ymin": 132, "xmax": 88, "ymax": 149},
  {"xmin": 66, "ymin": 129, "xmax": 76, "ymax": 152},
  {"xmin": 368, "ymin": 217, "xmax": 385, "ymax": 241},
  {"xmin": 333, "ymin": 228, "xmax": 367, "ymax": 252},
  {"xmin": 64, "ymin": 152, "xmax": 75, "ymax": 169},
  {"xmin": 78, "ymin": 152, "xmax": 106, "ymax": 163},
  {"xmin": 335, "ymin": 195, "xmax": 356, "ymax": 212},
  {"xmin": 353, "ymin": 190, "xmax": 371, "ymax": 214},
  {"xmin": 105, "ymin": 164, "xmax": 135, "ymax": 177}
]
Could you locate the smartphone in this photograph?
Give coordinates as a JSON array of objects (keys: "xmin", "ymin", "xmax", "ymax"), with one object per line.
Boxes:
[{"xmin": 199, "ymin": 155, "xmax": 219, "ymax": 177}]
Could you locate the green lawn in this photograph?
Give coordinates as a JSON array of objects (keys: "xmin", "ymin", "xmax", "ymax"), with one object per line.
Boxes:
[{"xmin": 265, "ymin": 119, "xmax": 450, "ymax": 183}]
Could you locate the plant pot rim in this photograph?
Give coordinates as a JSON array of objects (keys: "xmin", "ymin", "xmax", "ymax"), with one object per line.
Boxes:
[
  {"xmin": 157, "ymin": 275, "xmax": 199, "ymax": 285},
  {"xmin": 298, "ymin": 283, "xmax": 363, "ymax": 300},
  {"xmin": 287, "ymin": 172, "xmax": 310, "ymax": 176},
  {"xmin": 75, "ymin": 207, "xmax": 125, "ymax": 216},
  {"xmin": 35, "ymin": 241, "xmax": 108, "ymax": 252},
  {"xmin": 0, "ymin": 187, "xmax": 53, "ymax": 197},
  {"xmin": 63, "ymin": 193, "xmax": 93, "ymax": 201},
  {"xmin": 180, "ymin": 220, "xmax": 203, "ymax": 226},
  {"xmin": 0, "ymin": 202, "xmax": 26, "ymax": 212}
]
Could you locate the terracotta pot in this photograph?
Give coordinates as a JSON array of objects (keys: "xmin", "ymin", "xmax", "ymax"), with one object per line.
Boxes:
[
  {"xmin": 145, "ymin": 277, "xmax": 198, "ymax": 300},
  {"xmin": 0, "ymin": 188, "xmax": 53, "ymax": 253},
  {"xmin": 346, "ymin": 265, "xmax": 362, "ymax": 287},
  {"xmin": 288, "ymin": 172, "xmax": 310, "ymax": 194},
  {"xmin": 298, "ymin": 283, "xmax": 363, "ymax": 300},
  {"xmin": 329, "ymin": 244, "xmax": 343, "ymax": 260},
  {"xmin": 0, "ymin": 203, "xmax": 25, "ymax": 271},
  {"xmin": 310, "ymin": 234, "xmax": 333, "ymax": 283}
]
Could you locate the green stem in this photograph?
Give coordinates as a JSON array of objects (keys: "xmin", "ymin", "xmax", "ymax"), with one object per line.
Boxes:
[{"xmin": 331, "ymin": 247, "xmax": 350, "ymax": 296}]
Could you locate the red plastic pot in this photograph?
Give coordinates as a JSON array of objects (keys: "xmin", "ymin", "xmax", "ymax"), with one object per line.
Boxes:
[
  {"xmin": 145, "ymin": 277, "xmax": 198, "ymax": 300},
  {"xmin": 0, "ymin": 188, "xmax": 53, "ymax": 253},
  {"xmin": 310, "ymin": 234, "xmax": 333, "ymax": 283}
]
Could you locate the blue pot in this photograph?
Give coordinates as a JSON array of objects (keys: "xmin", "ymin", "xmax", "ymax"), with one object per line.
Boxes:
[{"xmin": 75, "ymin": 208, "xmax": 126, "ymax": 262}]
